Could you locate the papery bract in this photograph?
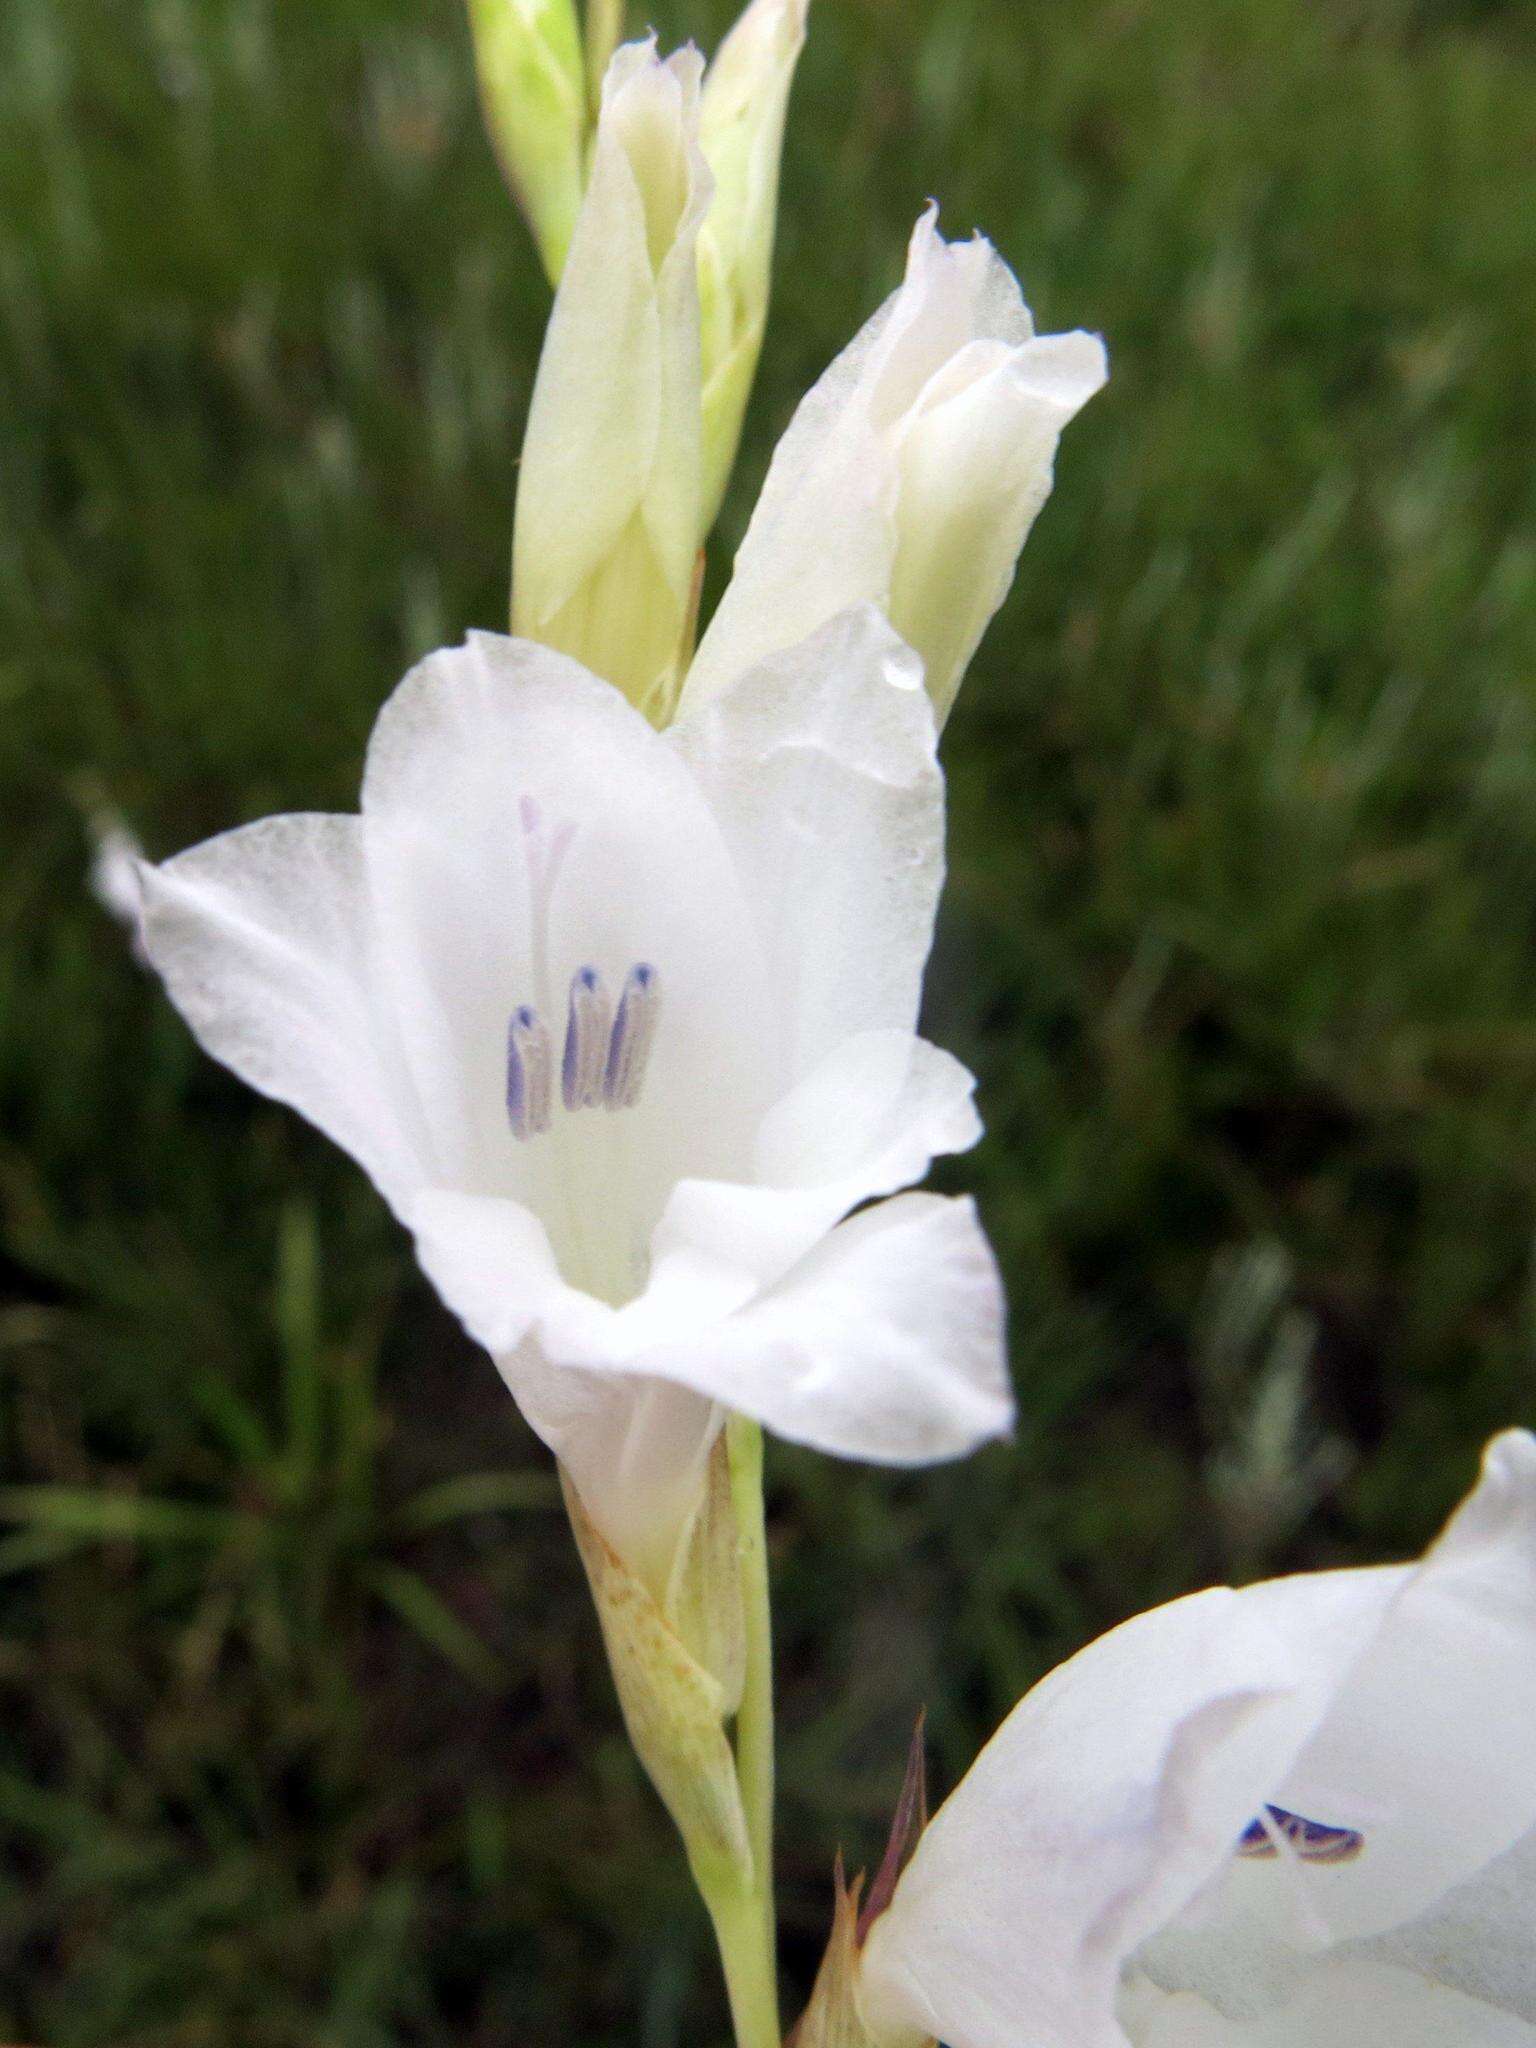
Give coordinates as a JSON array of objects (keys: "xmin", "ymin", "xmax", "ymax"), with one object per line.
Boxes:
[
  {"xmin": 685, "ymin": 208, "xmax": 1107, "ymax": 726},
  {"xmin": 845, "ymin": 1430, "xmax": 1536, "ymax": 2048},
  {"xmin": 138, "ymin": 608, "xmax": 1012, "ymax": 1609}
]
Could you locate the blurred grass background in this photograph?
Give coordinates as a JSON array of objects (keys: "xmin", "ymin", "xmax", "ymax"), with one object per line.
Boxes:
[{"xmin": 2, "ymin": 0, "xmax": 1535, "ymax": 2037}]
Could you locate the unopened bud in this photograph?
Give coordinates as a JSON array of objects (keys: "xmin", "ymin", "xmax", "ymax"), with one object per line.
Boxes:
[
  {"xmin": 466, "ymin": 0, "xmax": 587, "ymax": 282},
  {"xmin": 697, "ymin": 0, "xmax": 810, "ymax": 523},
  {"xmin": 511, "ymin": 39, "xmax": 710, "ymax": 723},
  {"xmin": 685, "ymin": 207, "xmax": 1106, "ymax": 726}
]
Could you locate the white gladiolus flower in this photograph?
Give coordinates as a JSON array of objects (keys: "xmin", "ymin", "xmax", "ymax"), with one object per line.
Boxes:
[
  {"xmin": 846, "ymin": 1429, "xmax": 1536, "ymax": 2048},
  {"xmin": 686, "ymin": 208, "xmax": 1108, "ymax": 727},
  {"xmin": 136, "ymin": 608, "xmax": 1012, "ymax": 1602},
  {"xmin": 511, "ymin": 39, "xmax": 711, "ymax": 723}
]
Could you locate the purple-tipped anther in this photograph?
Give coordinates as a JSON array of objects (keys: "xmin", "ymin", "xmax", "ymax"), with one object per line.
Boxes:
[
  {"xmin": 506, "ymin": 1004, "xmax": 552, "ymax": 1141},
  {"xmin": 1236, "ymin": 1804, "xmax": 1364, "ymax": 1865},
  {"xmin": 604, "ymin": 964, "xmax": 660, "ymax": 1112},
  {"xmin": 562, "ymin": 966, "xmax": 612, "ymax": 1111}
]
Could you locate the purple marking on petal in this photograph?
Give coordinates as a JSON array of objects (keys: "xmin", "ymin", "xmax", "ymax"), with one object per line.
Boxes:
[{"xmin": 1236, "ymin": 1805, "xmax": 1364, "ymax": 1864}]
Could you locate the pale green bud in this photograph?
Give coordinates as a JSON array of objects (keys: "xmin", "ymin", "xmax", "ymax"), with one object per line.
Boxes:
[
  {"xmin": 697, "ymin": 0, "xmax": 809, "ymax": 524},
  {"xmin": 466, "ymin": 0, "xmax": 587, "ymax": 284},
  {"xmin": 511, "ymin": 39, "xmax": 710, "ymax": 723}
]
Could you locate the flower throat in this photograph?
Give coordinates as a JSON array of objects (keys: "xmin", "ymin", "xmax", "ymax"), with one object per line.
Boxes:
[{"xmin": 505, "ymin": 796, "xmax": 661, "ymax": 1143}]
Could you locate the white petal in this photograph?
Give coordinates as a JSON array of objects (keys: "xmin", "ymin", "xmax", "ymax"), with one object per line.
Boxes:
[
  {"xmin": 404, "ymin": 1187, "xmax": 566, "ymax": 1353},
  {"xmin": 474, "ymin": 1187, "xmax": 1010, "ymax": 1464},
  {"xmin": 361, "ymin": 632, "xmax": 775, "ymax": 1235},
  {"xmin": 88, "ymin": 809, "xmax": 149, "ymax": 959},
  {"xmin": 406, "ymin": 1186, "xmax": 754, "ymax": 1365},
  {"xmin": 1143, "ymin": 1432, "xmax": 1536, "ymax": 2002},
  {"xmin": 475, "ymin": 1189, "xmax": 1009, "ymax": 1466},
  {"xmin": 755, "ymin": 1032, "xmax": 979, "ymax": 1191},
  {"xmin": 406, "ymin": 1186, "xmax": 1006, "ymax": 1568},
  {"xmin": 645, "ymin": 1029, "xmax": 981, "ymax": 1298},
  {"xmin": 864, "ymin": 1433, "xmax": 1536, "ymax": 2048},
  {"xmin": 408, "ymin": 1018, "xmax": 979, "ymax": 1359},
  {"xmin": 1279, "ymin": 1429, "xmax": 1536, "ymax": 1941},
  {"xmin": 1228, "ymin": 1431, "xmax": 1536, "ymax": 1950},
  {"xmin": 888, "ymin": 326, "xmax": 1108, "ymax": 722},
  {"xmin": 139, "ymin": 812, "xmax": 433, "ymax": 1210},
  {"xmin": 622, "ymin": 1192, "xmax": 1011, "ymax": 1464},
  {"xmin": 503, "ymin": 1344, "xmax": 721, "ymax": 1602},
  {"xmin": 1125, "ymin": 1962, "xmax": 1536, "ymax": 2048},
  {"xmin": 1366, "ymin": 1821, "xmax": 1536, "ymax": 2023},
  {"xmin": 404, "ymin": 1184, "xmax": 724, "ymax": 1592},
  {"xmin": 673, "ymin": 605, "xmax": 943, "ymax": 1078},
  {"xmin": 861, "ymin": 1588, "xmax": 1336, "ymax": 2048}
]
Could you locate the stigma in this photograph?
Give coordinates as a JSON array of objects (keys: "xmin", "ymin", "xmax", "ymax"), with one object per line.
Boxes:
[
  {"xmin": 506, "ymin": 962, "xmax": 660, "ymax": 1140},
  {"xmin": 1236, "ymin": 1804, "xmax": 1364, "ymax": 1865}
]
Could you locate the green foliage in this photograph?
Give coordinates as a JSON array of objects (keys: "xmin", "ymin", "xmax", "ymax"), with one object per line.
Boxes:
[{"xmin": 2, "ymin": 0, "xmax": 1535, "ymax": 2038}]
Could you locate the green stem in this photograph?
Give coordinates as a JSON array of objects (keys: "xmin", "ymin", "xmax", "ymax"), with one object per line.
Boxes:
[
  {"xmin": 697, "ymin": 1861, "xmax": 782, "ymax": 2048},
  {"xmin": 726, "ymin": 1414, "xmax": 779, "ymax": 2042}
]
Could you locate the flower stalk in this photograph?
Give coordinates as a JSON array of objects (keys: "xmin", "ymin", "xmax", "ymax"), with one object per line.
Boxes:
[
  {"xmin": 727, "ymin": 1415, "xmax": 779, "ymax": 2031},
  {"xmin": 697, "ymin": 1854, "xmax": 783, "ymax": 2048}
]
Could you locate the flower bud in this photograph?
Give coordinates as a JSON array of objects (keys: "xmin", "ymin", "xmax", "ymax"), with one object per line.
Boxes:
[
  {"xmin": 511, "ymin": 39, "xmax": 711, "ymax": 723},
  {"xmin": 466, "ymin": 0, "xmax": 587, "ymax": 283},
  {"xmin": 697, "ymin": 0, "xmax": 810, "ymax": 524},
  {"xmin": 684, "ymin": 208, "xmax": 1107, "ymax": 726}
]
